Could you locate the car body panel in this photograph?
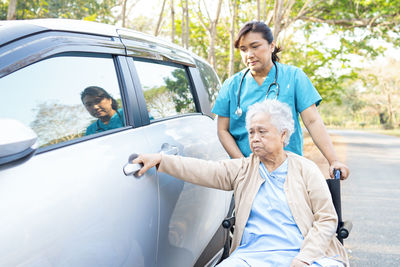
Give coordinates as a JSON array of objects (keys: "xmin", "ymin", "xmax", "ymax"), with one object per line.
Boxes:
[
  {"xmin": 139, "ymin": 115, "xmax": 231, "ymax": 266},
  {"xmin": 0, "ymin": 130, "xmax": 159, "ymax": 266}
]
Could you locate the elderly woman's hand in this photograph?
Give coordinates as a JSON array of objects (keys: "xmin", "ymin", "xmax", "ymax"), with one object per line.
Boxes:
[
  {"xmin": 290, "ymin": 258, "xmax": 309, "ymax": 267},
  {"xmin": 131, "ymin": 153, "xmax": 162, "ymax": 176}
]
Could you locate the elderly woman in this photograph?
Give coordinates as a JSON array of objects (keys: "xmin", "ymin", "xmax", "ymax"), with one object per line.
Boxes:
[
  {"xmin": 132, "ymin": 100, "xmax": 348, "ymax": 267},
  {"xmin": 81, "ymin": 86, "xmax": 125, "ymax": 135}
]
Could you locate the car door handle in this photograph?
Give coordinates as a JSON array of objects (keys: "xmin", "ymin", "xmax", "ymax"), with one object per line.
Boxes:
[
  {"xmin": 123, "ymin": 153, "xmax": 143, "ymax": 177},
  {"xmin": 160, "ymin": 143, "xmax": 178, "ymax": 155}
]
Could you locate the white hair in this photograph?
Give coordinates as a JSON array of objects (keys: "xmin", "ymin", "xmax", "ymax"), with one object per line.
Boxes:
[{"xmin": 245, "ymin": 99, "xmax": 294, "ymax": 147}]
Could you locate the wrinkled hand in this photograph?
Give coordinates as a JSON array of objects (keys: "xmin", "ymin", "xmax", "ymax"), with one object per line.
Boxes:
[
  {"xmin": 131, "ymin": 153, "xmax": 162, "ymax": 176},
  {"xmin": 329, "ymin": 160, "xmax": 350, "ymax": 180},
  {"xmin": 290, "ymin": 258, "xmax": 309, "ymax": 267}
]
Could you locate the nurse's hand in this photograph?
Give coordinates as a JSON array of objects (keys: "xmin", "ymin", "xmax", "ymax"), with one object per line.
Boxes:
[
  {"xmin": 217, "ymin": 116, "xmax": 245, "ymax": 158},
  {"xmin": 329, "ymin": 160, "xmax": 349, "ymax": 180},
  {"xmin": 290, "ymin": 258, "xmax": 309, "ymax": 267}
]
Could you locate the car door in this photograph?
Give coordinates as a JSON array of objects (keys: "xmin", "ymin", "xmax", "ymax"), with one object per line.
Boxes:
[
  {"xmin": 0, "ymin": 41, "xmax": 158, "ymax": 266},
  {"xmin": 126, "ymin": 58, "xmax": 232, "ymax": 267}
]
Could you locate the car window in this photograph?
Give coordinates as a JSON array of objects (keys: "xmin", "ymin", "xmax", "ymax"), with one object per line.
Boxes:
[
  {"xmin": 133, "ymin": 60, "xmax": 196, "ymax": 120},
  {"xmin": 0, "ymin": 53, "xmax": 125, "ymax": 148},
  {"xmin": 195, "ymin": 59, "xmax": 221, "ymax": 107}
]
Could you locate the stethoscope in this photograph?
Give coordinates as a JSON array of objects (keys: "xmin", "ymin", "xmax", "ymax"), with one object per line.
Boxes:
[
  {"xmin": 235, "ymin": 61, "xmax": 280, "ymax": 117},
  {"xmin": 95, "ymin": 110, "xmax": 123, "ymax": 133}
]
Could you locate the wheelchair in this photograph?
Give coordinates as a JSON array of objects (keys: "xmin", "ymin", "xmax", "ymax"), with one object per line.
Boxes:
[{"xmin": 221, "ymin": 169, "xmax": 352, "ymax": 254}]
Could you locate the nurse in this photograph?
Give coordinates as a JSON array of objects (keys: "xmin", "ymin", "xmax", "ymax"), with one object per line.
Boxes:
[
  {"xmin": 81, "ymin": 86, "xmax": 125, "ymax": 135},
  {"xmin": 212, "ymin": 21, "xmax": 349, "ymax": 179}
]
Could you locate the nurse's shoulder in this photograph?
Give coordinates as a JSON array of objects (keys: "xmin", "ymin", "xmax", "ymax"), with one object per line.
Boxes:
[{"xmin": 277, "ymin": 62, "xmax": 306, "ymax": 79}]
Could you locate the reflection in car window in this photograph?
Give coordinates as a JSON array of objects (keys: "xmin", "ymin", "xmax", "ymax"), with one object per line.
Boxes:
[
  {"xmin": 0, "ymin": 54, "xmax": 124, "ymax": 148},
  {"xmin": 81, "ymin": 86, "xmax": 125, "ymax": 135},
  {"xmin": 134, "ymin": 60, "xmax": 196, "ymax": 120}
]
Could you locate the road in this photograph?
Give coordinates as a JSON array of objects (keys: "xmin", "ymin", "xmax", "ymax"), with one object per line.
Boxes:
[{"xmin": 329, "ymin": 130, "xmax": 400, "ymax": 266}]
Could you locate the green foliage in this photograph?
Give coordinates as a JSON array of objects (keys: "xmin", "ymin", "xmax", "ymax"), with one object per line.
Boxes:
[
  {"xmin": 0, "ymin": 1, "xmax": 7, "ymax": 20},
  {"xmin": 143, "ymin": 86, "xmax": 167, "ymax": 104},
  {"xmin": 164, "ymin": 69, "xmax": 194, "ymax": 112},
  {"xmin": 3, "ymin": 0, "xmax": 117, "ymax": 22}
]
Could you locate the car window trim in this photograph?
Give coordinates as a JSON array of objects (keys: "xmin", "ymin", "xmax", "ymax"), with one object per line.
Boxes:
[{"xmin": 0, "ymin": 31, "xmax": 125, "ymax": 79}]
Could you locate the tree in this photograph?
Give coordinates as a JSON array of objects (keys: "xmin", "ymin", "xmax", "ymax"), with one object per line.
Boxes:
[
  {"xmin": 228, "ymin": 0, "xmax": 238, "ymax": 77},
  {"xmin": 7, "ymin": 0, "xmax": 17, "ymax": 20},
  {"xmin": 196, "ymin": 0, "xmax": 224, "ymax": 70},
  {"xmin": 180, "ymin": 0, "xmax": 189, "ymax": 48},
  {"xmin": 143, "ymin": 86, "xmax": 176, "ymax": 118},
  {"xmin": 155, "ymin": 0, "xmax": 167, "ymax": 36},
  {"xmin": 170, "ymin": 0, "xmax": 176, "ymax": 42},
  {"xmin": 164, "ymin": 69, "xmax": 194, "ymax": 112},
  {"xmin": 359, "ymin": 58, "xmax": 400, "ymax": 128},
  {"xmin": 30, "ymin": 101, "xmax": 91, "ymax": 147},
  {"xmin": 2, "ymin": 0, "xmax": 117, "ymax": 22}
]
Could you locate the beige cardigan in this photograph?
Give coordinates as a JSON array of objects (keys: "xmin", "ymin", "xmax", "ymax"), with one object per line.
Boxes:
[{"xmin": 158, "ymin": 152, "xmax": 349, "ymax": 266}]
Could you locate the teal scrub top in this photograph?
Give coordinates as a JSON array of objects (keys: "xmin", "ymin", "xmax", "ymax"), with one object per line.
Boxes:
[
  {"xmin": 85, "ymin": 108, "xmax": 125, "ymax": 135},
  {"xmin": 212, "ymin": 62, "xmax": 321, "ymax": 157}
]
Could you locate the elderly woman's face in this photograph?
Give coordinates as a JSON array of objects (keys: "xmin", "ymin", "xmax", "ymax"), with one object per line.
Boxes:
[
  {"xmin": 82, "ymin": 95, "xmax": 114, "ymax": 120},
  {"xmin": 248, "ymin": 112, "xmax": 286, "ymax": 158}
]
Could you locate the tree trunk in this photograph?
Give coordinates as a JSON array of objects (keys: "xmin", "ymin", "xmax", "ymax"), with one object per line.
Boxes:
[
  {"xmin": 170, "ymin": 0, "xmax": 176, "ymax": 43},
  {"xmin": 387, "ymin": 88, "xmax": 394, "ymax": 128},
  {"xmin": 184, "ymin": 0, "xmax": 189, "ymax": 49},
  {"xmin": 7, "ymin": 0, "xmax": 17, "ymax": 20},
  {"xmin": 273, "ymin": 0, "xmax": 284, "ymax": 41},
  {"xmin": 262, "ymin": 0, "xmax": 267, "ymax": 21},
  {"xmin": 180, "ymin": 0, "xmax": 185, "ymax": 47},
  {"xmin": 257, "ymin": 0, "xmax": 261, "ymax": 21},
  {"xmin": 154, "ymin": 0, "xmax": 167, "ymax": 36},
  {"xmin": 121, "ymin": 0, "xmax": 127, "ymax": 27},
  {"xmin": 180, "ymin": 0, "xmax": 189, "ymax": 49},
  {"xmin": 204, "ymin": 0, "xmax": 223, "ymax": 69},
  {"xmin": 228, "ymin": 0, "xmax": 238, "ymax": 76}
]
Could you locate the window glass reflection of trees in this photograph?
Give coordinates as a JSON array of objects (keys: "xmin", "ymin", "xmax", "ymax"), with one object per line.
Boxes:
[
  {"xmin": 135, "ymin": 61, "xmax": 195, "ymax": 119},
  {"xmin": 0, "ymin": 54, "xmax": 122, "ymax": 147}
]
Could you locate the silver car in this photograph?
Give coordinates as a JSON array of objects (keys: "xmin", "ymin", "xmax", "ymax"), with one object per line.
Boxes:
[{"xmin": 0, "ymin": 19, "xmax": 232, "ymax": 267}]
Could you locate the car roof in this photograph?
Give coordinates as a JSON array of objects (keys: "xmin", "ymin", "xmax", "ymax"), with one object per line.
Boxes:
[
  {"xmin": 0, "ymin": 19, "xmax": 117, "ymax": 45},
  {"xmin": 0, "ymin": 18, "xmax": 203, "ymax": 67}
]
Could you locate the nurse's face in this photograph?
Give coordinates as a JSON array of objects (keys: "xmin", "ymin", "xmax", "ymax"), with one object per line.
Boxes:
[
  {"xmin": 82, "ymin": 95, "xmax": 115, "ymax": 122},
  {"xmin": 238, "ymin": 32, "xmax": 274, "ymax": 75}
]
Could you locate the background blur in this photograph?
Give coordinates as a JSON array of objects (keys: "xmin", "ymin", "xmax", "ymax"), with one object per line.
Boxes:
[{"xmin": 2, "ymin": 0, "xmax": 400, "ymax": 134}]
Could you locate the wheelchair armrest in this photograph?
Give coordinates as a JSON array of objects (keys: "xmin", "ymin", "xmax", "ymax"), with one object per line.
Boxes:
[
  {"xmin": 222, "ymin": 216, "xmax": 235, "ymax": 229},
  {"xmin": 338, "ymin": 220, "xmax": 353, "ymax": 239}
]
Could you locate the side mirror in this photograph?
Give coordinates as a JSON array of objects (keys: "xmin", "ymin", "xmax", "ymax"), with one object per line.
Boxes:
[{"xmin": 0, "ymin": 119, "xmax": 38, "ymax": 165}]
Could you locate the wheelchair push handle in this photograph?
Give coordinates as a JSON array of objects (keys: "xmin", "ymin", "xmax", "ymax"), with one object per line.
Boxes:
[{"xmin": 334, "ymin": 169, "xmax": 341, "ymax": 180}]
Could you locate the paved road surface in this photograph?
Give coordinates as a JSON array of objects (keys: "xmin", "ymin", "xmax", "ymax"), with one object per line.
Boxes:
[{"xmin": 329, "ymin": 130, "xmax": 400, "ymax": 266}]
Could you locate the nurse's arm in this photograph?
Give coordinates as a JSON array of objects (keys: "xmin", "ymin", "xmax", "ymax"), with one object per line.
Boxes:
[
  {"xmin": 217, "ymin": 116, "xmax": 245, "ymax": 158},
  {"xmin": 300, "ymin": 104, "xmax": 349, "ymax": 179}
]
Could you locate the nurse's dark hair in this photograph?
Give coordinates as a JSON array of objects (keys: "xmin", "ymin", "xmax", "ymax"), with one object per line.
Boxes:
[
  {"xmin": 80, "ymin": 86, "xmax": 118, "ymax": 110},
  {"xmin": 234, "ymin": 21, "xmax": 281, "ymax": 62}
]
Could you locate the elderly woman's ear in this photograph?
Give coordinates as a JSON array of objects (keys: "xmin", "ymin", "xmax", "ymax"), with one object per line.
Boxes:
[{"xmin": 281, "ymin": 129, "xmax": 288, "ymax": 144}]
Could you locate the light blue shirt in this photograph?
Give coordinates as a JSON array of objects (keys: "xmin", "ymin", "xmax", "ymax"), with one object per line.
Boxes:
[
  {"xmin": 212, "ymin": 62, "xmax": 322, "ymax": 157},
  {"xmin": 85, "ymin": 108, "xmax": 125, "ymax": 135},
  {"xmin": 230, "ymin": 159, "xmax": 304, "ymax": 266}
]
